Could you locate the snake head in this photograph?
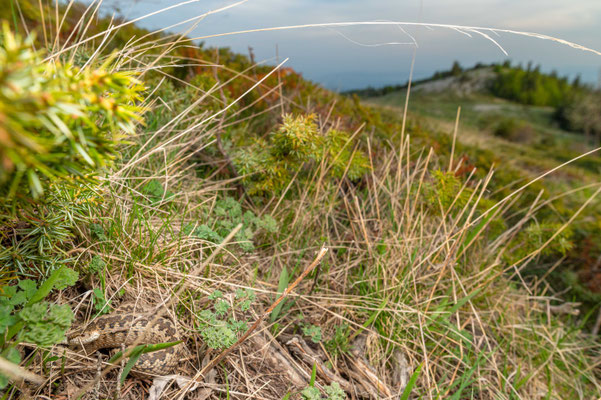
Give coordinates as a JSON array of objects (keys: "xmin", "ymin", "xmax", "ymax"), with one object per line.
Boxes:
[{"xmin": 67, "ymin": 328, "xmax": 102, "ymax": 354}]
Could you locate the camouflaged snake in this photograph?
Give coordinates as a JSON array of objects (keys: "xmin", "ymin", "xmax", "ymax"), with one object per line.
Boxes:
[{"xmin": 68, "ymin": 304, "xmax": 186, "ymax": 377}]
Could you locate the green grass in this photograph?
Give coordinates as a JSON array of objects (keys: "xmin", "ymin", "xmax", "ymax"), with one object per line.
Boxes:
[{"xmin": 367, "ymin": 88, "xmax": 600, "ymax": 172}]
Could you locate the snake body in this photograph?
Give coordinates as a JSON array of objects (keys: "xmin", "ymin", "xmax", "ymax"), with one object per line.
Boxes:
[{"xmin": 68, "ymin": 304, "xmax": 185, "ymax": 376}]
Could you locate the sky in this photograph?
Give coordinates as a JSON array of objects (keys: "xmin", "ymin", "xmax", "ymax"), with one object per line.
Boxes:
[{"xmin": 95, "ymin": 0, "xmax": 601, "ymax": 91}]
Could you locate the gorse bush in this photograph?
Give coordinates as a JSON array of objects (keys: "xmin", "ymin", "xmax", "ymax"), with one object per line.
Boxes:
[
  {"xmin": 0, "ymin": 24, "xmax": 144, "ymax": 199},
  {"xmin": 0, "ymin": 25, "xmax": 143, "ymax": 390},
  {"xmin": 425, "ymin": 170, "xmax": 464, "ymax": 212},
  {"xmin": 233, "ymin": 114, "xmax": 370, "ymax": 195}
]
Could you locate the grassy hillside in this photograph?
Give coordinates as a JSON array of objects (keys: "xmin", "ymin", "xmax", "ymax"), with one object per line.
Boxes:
[
  {"xmin": 363, "ymin": 67, "xmax": 601, "ymax": 304},
  {"xmin": 1, "ymin": 2, "xmax": 601, "ymax": 400}
]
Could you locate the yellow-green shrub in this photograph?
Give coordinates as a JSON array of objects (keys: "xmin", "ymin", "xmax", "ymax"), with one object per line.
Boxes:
[
  {"xmin": 233, "ymin": 114, "xmax": 369, "ymax": 195},
  {"xmin": 0, "ymin": 24, "xmax": 144, "ymax": 199}
]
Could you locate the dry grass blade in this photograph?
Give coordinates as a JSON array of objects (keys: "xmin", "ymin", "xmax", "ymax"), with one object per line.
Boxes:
[
  {"xmin": 188, "ymin": 21, "xmax": 601, "ymax": 56},
  {"xmin": 0, "ymin": 356, "xmax": 43, "ymax": 385},
  {"xmin": 44, "ymin": 0, "xmax": 251, "ymax": 61}
]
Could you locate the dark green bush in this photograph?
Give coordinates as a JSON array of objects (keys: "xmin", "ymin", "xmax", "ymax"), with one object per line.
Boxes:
[
  {"xmin": 492, "ymin": 118, "xmax": 535, "ymax": 142},
  {"xmin": 490, "ymin": 62, "xmax": 572, "ymax": 107},
  {"xmin": 554, "ymin": 91, "xmax": 601, "ymax": 142}
]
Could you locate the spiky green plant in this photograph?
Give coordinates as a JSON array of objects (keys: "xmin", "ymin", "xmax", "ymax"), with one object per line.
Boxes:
[
  {"xmin": 233, "ymin": 114, "xmax": 370, "ymax": 195},
  {"xmin": 0, "ymin": 24, "xmax": 144, "ymax": 199},
  {"xmin": 0, "ymin": 25, "xmax": 145, "ymax": 278}
]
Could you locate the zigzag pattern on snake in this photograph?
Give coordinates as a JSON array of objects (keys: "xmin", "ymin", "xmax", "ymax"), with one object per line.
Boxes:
[{"xmin": 68, "ymin": 304, "xmax": 186, "ymax": 376}]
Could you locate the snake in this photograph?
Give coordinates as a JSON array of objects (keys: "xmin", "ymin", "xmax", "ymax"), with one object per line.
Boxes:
[{"xmin": 67, "ymin": 303, "xmax": 186, "ymax": 377}]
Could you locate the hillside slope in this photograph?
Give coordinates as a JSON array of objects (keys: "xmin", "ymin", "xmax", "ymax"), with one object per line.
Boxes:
[
  {"xmin": 360, "ymin": 66, "xmax": 601, "ymax": 305},
  {"xmin": 1, "ymin": 3, "xmax": 601, "ymax": 399}
]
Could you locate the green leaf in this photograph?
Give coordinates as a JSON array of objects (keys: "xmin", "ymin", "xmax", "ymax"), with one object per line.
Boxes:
[
  {"xmin": 27, "ymin": 269, "xmax": 61, "ymax": 306},
  {"xmin": 27, "ymin": 267, "xmax": 77, "ymax": 305},
  {"xmin": 8, "ymin": 291, "xmax": 27, "ymax": 306},
  {"xmin": 108, "ymin": 341, "xmax": 182, "ymax": 364},
  {"xmin": 88, "ymin": 256, "xmax": 106, "ymax": 274},
  {"xmin": 214, "ymin": 300, "xmax": 230, "ymax": 317},
  {"xmin": 1, "ymin": 286, "xmax": 17, "ymax": 299},
  {"xmin": 259, "ymin": 215, "xmax": 278, "ymax": 233},
  {"xmin": 0, "ymin": 305, "xmax": 16, "ymax": 331},
  {"xmin": 53, "ymin": 268, "xmax": 78, "ymax": 291},
  {"xmin": 270, "ymin": 267, "xmax": 289, "ymax": 322},
  {"xmin": 200, "ymin": 325, "xmax": 236, "ymax": 350},
  {"xmin": 324, "ymin": 382, "xmax": 345, "ymax": 400},
  {"xmin": 17, "ymin": 303, "xmax": 73, "ymax": 347},
  {"xmin": 22, "ymin": 323, "xmax": 65, "ymax": 347},
  {"xmin": 3, "ymin": 321, "xmax": 24, "ymax": 346},
  {"xmin": 302, "ymin": 325, "xmax": 322, "ymax": 343},
  {"xmin": 4, "ymin": 347, "xmax": 21, "ymax": 364},
  {"xmin": 107, "ymin": 341, "xmax": 182, "ymax": 383},
  {"xmin": 208, "ymin": 290, "xmax": 223, "ymax": 300},
  {"xmin": 309, "ymin": 362, "xmax": 317, "ymax": 387},
  {"xmin": 120, "ymin": 345, "xmax": 147, "ymax": 384},
  {"xmin": 17, "ymin": 280, "xmax": 37, "ymax": 299},
  {"xmin": 300, "ymin": 386, "xmax": 320, "ymax": 400},
  {"xmin": 48, "ymin": 304, "xmax": 74, "ymax": 328},
  {"xmin": 239, "ymin": 299, "xmax": 252, "ymax": 312},
  {"xmin": 400, "ymin": 363, "xmax": 422, "ymax": 400},
  {"xmin": 19, "ymin": 302, "xmax": 48, "ymax": 323}
]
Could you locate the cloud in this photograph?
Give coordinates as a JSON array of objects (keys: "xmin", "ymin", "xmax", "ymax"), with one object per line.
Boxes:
[{"xmin": 498, "ymin": 1, "xmax": 601, "ymax": 31}]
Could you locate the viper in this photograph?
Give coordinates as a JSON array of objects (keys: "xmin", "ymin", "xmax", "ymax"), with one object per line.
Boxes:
[{"xmin": 67, "ymin": 303, "xmax": 186, "ymax": 376}]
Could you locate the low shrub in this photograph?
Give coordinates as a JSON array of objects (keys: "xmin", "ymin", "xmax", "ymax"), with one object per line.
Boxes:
[{"xmin": 493, "ymin": 118, "xmax": 535, "ymax": 142}]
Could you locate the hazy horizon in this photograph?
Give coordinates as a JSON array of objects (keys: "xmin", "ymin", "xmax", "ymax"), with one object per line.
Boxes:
[{"xmin": 92, "ymin": 0, "xmax": 601, "ymax": 91}]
